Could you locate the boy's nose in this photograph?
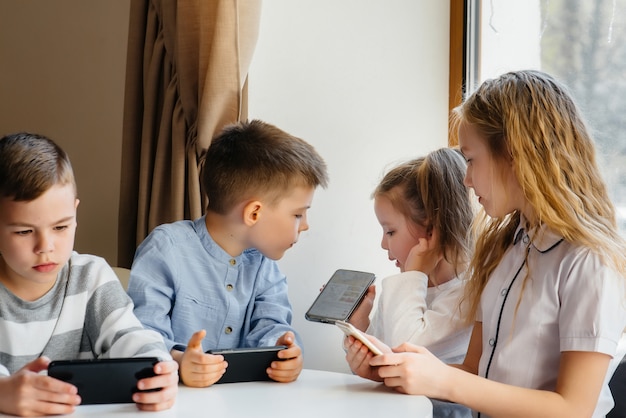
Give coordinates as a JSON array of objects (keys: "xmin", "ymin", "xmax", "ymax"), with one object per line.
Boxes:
[
  {"xmin": 298, "ymin": 216, "xmax": 309, "ymax": 232},
  {"xmin": 36, "ymin": 234, "xmax": 54, "ymax": 253}
]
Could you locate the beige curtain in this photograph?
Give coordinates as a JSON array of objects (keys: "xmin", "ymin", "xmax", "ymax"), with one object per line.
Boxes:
[{"xmin": 118, "ymin": 0, "xmax": 262, "ymax": 267}]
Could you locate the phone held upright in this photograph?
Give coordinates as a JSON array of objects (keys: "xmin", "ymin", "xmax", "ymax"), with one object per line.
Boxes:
[{"xmin": 305, "ymin": 269, "xmax": 375, "ymax": 324}]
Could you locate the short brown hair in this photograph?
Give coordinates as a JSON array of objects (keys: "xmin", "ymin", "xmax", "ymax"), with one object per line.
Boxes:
[
  {"xmin": 0, "ymin": 132, "xmax": 76, "ymax": 201},
  {"xmin": 201, "ymin": 120, "xmax": 328, "ymax": 214}
]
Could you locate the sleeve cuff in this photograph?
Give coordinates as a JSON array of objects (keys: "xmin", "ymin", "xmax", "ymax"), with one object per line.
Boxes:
[{"xmin": 171, "ymin": 344, "xmax": 187, "ymax": 352}]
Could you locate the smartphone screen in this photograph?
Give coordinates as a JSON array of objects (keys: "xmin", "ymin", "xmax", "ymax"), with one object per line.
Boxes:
[{"xmin": 305, "ymin": 269, "xmax": 375, "ymax": 324}]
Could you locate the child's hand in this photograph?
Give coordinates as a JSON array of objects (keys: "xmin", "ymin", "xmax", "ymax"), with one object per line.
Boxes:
[
  {"xmin": 178, "ymin": 330, "xmax": 227, "ymax": 387},
  {"xmin": 0, "ymin": 357, "xmax": 81, "ymax": 416},
  {"xmin": 404, "ymin": 236, "xmax": 442, "ymax": 278},
  {"xmin": 344, "ymin": 333, "xmax": 390, "ymax": 382},
  {"xmin": 268, "ymin": 331, "xmax": 303, "ymax": 383},
  {"xmin": 369, "ymin": 343, "xmax": 449, "ymax": 397},
  {"xmin": 133, "ymin": 359, "xmax": 179, "ymax": 411},
  {"xmin": 348, "ymin": 285, "xmax": 376, "ymax": 331}
]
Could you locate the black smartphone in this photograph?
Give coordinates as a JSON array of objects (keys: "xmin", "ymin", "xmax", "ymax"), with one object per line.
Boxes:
[
  {"xmin": 304, "ymin": 269, "xmax": 376, "ymax": 324},
  {"xmin": 207, "ymin": 346, "xmax": 287, "ymax": 384},
  {"xmin": 48, "ymin": 357, "xmax": 159, "ymax": 404}
]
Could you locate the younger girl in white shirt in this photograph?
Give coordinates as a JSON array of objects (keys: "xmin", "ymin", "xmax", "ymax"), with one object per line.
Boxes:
[{"xmin": 348, "ymin": 147, "xmax": 475, "ymax": 371}]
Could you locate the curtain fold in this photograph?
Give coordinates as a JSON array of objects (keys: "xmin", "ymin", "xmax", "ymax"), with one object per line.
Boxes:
[{"xmin": 118, "ymin": 0, "xmax": 261, "ymax": 267}]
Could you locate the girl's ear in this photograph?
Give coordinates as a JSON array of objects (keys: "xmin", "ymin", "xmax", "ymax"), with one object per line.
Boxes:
[
  {"xmin": 243, "ymin": 201, "xmax": 262, "ymax": 226},
  {"xmin": 424, "ymin": 226, "xmax": 440, "ymax": 250}
]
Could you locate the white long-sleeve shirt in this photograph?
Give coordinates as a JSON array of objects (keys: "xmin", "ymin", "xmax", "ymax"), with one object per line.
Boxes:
[{"xmin": 366, "ymin": 271, "xmax": 471, "ymax": 364}]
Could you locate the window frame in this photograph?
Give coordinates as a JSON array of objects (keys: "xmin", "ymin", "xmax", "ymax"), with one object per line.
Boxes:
[{"xmin": 448, "ymin": 0, "xmax": 479, "ymax": 146}]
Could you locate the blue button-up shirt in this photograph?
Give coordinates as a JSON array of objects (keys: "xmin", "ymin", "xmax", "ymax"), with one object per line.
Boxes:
[{"xmin": 127, "ymin": 216, "xmax": 299, "ymax": 352}]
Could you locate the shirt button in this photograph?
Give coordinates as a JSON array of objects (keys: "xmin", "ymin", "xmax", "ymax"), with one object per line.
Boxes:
[
  {"xmin": 229, "ymin": 259, "xmax": 236, "ymax": 266},
  {"xmin": 489, "ymin": 338, "xmax": 495, "ymax": 346},
  {"xmin": 225, "ymin": 326, "xmax": 233, "ymax": 334},
  {"xmin": 501, "ymin": 289, "xmax": 508, "ymax": 296},
  {"xmin": 226, "ymin": 284, "xmax": 234, "ymax": 291}
]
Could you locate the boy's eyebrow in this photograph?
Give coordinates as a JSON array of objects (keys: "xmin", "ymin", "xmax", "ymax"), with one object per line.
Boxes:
[{"xmin": 7, "ymin": 215, "xmax": 76, "ymax": 227}]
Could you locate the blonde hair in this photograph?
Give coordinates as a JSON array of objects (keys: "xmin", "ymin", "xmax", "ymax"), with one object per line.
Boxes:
[
  {"xmin": 451, "ymin": 70, "xmax": 626, "ymax": 321},
  {"xmin": 373, "ymin": 148, "xmax": 475, "ymax": 277}
]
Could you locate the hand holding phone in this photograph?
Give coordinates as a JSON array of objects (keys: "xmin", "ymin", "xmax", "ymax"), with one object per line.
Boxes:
[
  {"xmin": 48, "ymin": 357, "xmax": 159, "ymax": 404},
  {"xmin": 206, "ymin": 346, "xmax": 287, "ymax": 383},
  {"xmin": 335, "ymin": 320, "xmax": 383, "ymax": 356}
]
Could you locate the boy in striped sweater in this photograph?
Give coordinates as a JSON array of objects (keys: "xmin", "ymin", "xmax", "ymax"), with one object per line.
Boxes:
[{"xmin": 0, "ymin": 132, "xmax": 179, "ymax": 416}]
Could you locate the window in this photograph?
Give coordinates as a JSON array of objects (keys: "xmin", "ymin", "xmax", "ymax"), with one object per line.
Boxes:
[{"xmin": 456, "ymin": 0, "xmax": 626, "ymax": 235}]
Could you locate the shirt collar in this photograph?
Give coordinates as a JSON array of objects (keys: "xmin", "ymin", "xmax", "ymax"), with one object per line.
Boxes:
[
  {"xmin": 195, "ymin": 215, "xmax": 243, "ymax": 264},
  {"xmin": 514, "ymin": 214, "xmax": 565, "ymax": 253}
]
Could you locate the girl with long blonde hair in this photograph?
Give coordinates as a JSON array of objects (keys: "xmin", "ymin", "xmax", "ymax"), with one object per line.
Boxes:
[{"xmin": 347, "ymin": 70, "xmax": 626, "ymax": 417}]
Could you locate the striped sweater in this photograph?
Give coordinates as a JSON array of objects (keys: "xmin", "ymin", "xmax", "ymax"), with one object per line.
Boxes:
[{"xmin": 0, "ymin": 252, "xmax": 170, "ymax": 376}]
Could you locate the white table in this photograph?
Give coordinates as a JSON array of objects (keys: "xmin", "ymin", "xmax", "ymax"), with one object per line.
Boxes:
[{"xmin": 44, "ymin": 369, "xmax": 433, "ymax": 417}]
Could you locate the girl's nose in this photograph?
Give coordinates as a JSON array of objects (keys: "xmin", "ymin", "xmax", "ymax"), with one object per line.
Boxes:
[{"xmin": 463, "ymin": 169, "xmax": 472, "ymax": 188}]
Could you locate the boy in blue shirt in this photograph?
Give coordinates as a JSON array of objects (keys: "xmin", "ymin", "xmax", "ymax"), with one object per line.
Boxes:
[{"xmin": 128, "ymin": 120, "xmax": 328, "ymax": 387}]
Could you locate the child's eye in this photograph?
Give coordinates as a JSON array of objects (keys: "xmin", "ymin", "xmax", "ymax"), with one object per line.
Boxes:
[
  {"xmin": 385, "ymin": 230, "xmax": 395, "ymax": 237},
  {"xmin": 54, "ymin": 225, "xmax": 69, "ymax": 231},
  {"xmin": 15, "ymin": 230, "xmax": 32, "ymax": 236},
  {"xmin": 295, "ymin": 214, "xmax": 303, "ymax": 219}
]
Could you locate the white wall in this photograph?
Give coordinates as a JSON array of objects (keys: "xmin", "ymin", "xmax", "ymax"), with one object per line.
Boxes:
[{"xmin": 248, "ymin": 0, "xmax": 451, "ymax": 373}]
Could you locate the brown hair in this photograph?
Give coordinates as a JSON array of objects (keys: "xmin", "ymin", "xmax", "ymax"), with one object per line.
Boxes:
[
  {"xmin": 0, "ymin": 132, "xmax": 76, "ymax": 201},
  {"xmin": 201, "ymin": 120, "xmax": 329, "ymax": 214},
  {"xmin": 373, "ymin": 147, "xmax": 475, "ymax": 276}
]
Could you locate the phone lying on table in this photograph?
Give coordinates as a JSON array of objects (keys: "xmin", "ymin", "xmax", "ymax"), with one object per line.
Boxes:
[
  {"xmin": 305, "ymin": 269, "xmax": 375, "ymax": 324},
  {"xmin": 206, "ymin": 346, "xmax": 287, "ymax": 384},
  {"xmin": 335, "ymin": 320, "xmax": 383, "ymax": 355},
  {"xmin": 48, "ymin": 357, "xmax": 159, "ymax": 404}
]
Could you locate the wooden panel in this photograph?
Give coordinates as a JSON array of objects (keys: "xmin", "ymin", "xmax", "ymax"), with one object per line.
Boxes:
[{"xmin": 449, "ymin": 0, "xmax": 465, "ymax": 145}]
